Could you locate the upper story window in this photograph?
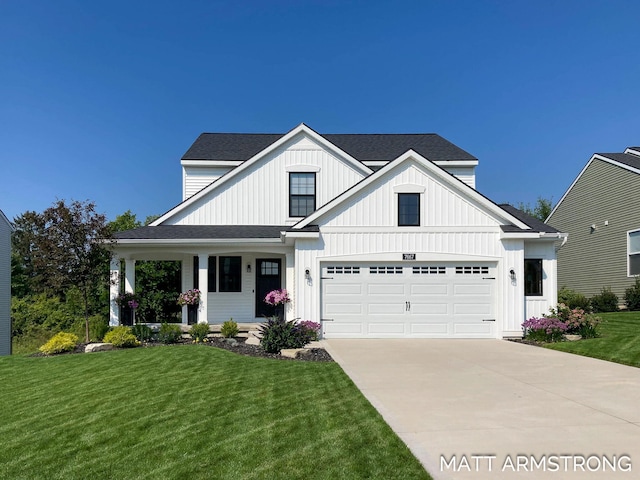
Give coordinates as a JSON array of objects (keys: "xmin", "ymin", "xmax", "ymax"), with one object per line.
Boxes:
[
  {"xmin": 289, "ymin": 172, "xmax": 316, "ymax": 217},
  {"xmin": 398, "ymin": 193, "xmax": 420, "ymax": 226},
  {"xmin": 629, "ymin": 230, "xmax": 640, "ymax": 276},
  {"xmin": 524, "ymin": 259, "xmax": 543, "ymax": 296}
]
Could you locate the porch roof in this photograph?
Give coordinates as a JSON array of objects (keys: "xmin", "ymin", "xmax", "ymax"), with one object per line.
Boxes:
[{"xmin": 114, "ymin": 225, "xmax": 319, "ymax": 241}]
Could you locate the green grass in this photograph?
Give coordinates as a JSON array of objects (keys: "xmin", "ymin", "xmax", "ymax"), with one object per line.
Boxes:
[
  {"xmin": 546, "ymin": 311, "xmax": 640, "ymax": 367},
  {"xmin": 0, "ymin": 346, "xmax": 431, "ymax": 480}
]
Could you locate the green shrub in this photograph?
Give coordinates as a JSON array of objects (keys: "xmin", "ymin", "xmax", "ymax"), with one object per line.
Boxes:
[
  {"xmin": 39, "ymin": 332, "xmax": 79, "ymax": 355},
  {"xmin": 259, "ymin": 317, "xmax": 307, "ymax": 354},
  {"xmin": 103, "ymin": 326, "xmax": 140, "ymax": 348},
  {"xmin": 590, "ymin": 287, "xmax": 619, "ymax": 313},
  {"xmin": 158, "ymin": 322, "xmax": 182, "ymax": 344},
  {"xmin": 547, "ymin": 304, "xmax": 601, "ymax": 339},
  {"xmin": 131, "ymin": 324, "xmax": 154, "ymax": 342},
  {"xmin": 88, "ymin": 314, "xmax": 110, "ymax": 342},
  {"xmin": 624, "ymin": 277, "xmax": 640, "ymax": 311},
  {"xmin": 190, "ymin": 322, "xmax": 210, "ymax": 342},
  {"xmin": 557, "ymin": 287, "xmax": 591, "ymax": 311},
  {"xmin": 220, "ymin": 319, "xmax": 239, "ymax": 338}
]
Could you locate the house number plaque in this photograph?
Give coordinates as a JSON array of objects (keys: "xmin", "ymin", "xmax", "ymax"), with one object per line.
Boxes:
[{"xmin": 402, "ymin": 253, "xmax": 416, "ymax": 260}]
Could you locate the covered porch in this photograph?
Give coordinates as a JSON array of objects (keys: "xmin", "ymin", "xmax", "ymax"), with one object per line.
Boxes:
[{"xmin": 110, "ymin": 226, "xmax": 299, "ymax": 326}]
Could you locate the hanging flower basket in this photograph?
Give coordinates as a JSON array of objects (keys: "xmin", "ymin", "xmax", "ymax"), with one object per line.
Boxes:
[{"xmin": 177, "ymin": 289, "xmax": 201, "ymax": 306}]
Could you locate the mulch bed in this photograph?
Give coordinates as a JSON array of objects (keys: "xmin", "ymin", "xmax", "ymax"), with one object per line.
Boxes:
[{"xmin": 34, "ymin": 337, "xmax": 334, "ymax": 362}]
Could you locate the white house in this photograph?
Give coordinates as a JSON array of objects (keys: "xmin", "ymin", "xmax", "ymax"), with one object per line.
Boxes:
[
  {"xmin": 112, "ymin": 123, "xmax": 565, "ymax": 338},
  {"xmin": 0, "ymin": 209, "xmax": 13, "ymax": 355}
]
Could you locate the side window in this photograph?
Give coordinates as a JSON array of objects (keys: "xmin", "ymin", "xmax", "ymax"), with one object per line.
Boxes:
[
  {"xmin": 524, "ymin": 259, "xmax": 543, "ymax": 296},
  {"xmin": 629, "ymin": 230, "xmax": 640, "ymax": 276},
  {"xmin": 208, "ymin": 256, "xmax": 217, "ymax": 292},
  {"xmin": 289, "ymin": 172, "xmax": 316, "ymax": 217},
  {"xmin": 219, "ymin": 256, "xmax": 241, "ymax": 292},
  {"xmin": 398, "ymin": 193, "xmax": 420, "ymax": 226}
]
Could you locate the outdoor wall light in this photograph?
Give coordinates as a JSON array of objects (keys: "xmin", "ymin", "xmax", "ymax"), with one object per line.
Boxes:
[
  {"xmin": 509, "ymin": 269, "xmax": 516, "ymax": 282},
  {"xmin": 246, "ymin": 264, "xmax": 251, "ymax": 273},
  {"xmin": 305, "ymin": 268, "xmax": 311, "ymax": 279}
]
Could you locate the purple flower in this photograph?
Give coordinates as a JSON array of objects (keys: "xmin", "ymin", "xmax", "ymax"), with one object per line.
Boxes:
[{"xmin": 264, "ymin": 289, "xmax": 291, "ymax": 306}]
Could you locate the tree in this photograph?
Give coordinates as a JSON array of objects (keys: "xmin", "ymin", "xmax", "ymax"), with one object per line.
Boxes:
[
  {"xmin": 516, "ymin": 197, "xmax": 554, "ymax": 222},
  {"xmin": 12, "ymin": 200, "xmax": 113, "ymax": 341}
]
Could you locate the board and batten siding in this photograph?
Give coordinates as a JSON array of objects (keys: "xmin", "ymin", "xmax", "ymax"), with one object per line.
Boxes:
[
  {"xmin": 0, "ymin": 210, "xmax": 12, "ymax": 355},
  {"xmin": 547, "ymin": 159, "xmax": 640, "ymax": 300},
  {"xmin": 166, "ymin": 135, "xmax": 367, "ymax": 226},
  {"xmin": 319, "ymin": 160, "xmax": 502, "ymax": 228}
]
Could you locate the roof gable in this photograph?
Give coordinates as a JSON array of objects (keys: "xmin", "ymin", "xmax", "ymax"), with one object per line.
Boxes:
[
  {"xmin": 0, "ymin": 209, "xmax": 12, "ymax": 230},
  {"xmin": 294, "ymin": 150, "xmax": 529, "ymax": 230},
  {"xmin": 152, "ymin": 124, "xmax": 372, "ymax": 226},
  {"xmin": 547, "ymin": 150, "xmax": 640, "ymax": 221}
]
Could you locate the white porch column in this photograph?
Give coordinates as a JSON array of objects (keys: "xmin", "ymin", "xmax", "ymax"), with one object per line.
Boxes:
[
  {"xmin": 124, "ymin": 259, "xmax": 136, "ymax": 294},
  {"xmin": 285, "ymin": 251, "xmax": 295, "ymax": 321},
  {"xmin": 181, "ymin": 257, "xmax": 190, "ymax": 325},
  {"xmin": 109, "ymin": 257, "xmax": 120, "ymax": 326},
  {"xmin": 198, "ymin": 253, "xmax": 208, "ymax": 324}
]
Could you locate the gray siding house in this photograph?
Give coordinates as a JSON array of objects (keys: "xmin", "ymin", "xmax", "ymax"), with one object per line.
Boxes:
[
  {"xmin": 0, "ymin": 209, "xmax": 12, "ymax": 355},
  {"xmin": 547, "ymin": 147, "xmax": 640, "ymax": 301}
]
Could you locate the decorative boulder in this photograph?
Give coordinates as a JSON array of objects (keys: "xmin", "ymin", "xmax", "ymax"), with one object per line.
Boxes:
[{"xmin": 85, "ymin": 343, "xmax": 115, "ymax": 353}]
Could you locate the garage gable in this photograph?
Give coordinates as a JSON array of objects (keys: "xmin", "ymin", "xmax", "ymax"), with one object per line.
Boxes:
[{"xmin": 296, "ymin": 151, "xmax": 526, "ymax": 229}]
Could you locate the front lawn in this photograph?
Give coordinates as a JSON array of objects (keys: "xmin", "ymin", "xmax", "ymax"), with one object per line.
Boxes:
[
  {"xmin": 0, "ymin": 346, "xmax": 431, "ymax": 480},
  {"xmin": 546, "ymin": 311, "xmax": 640, "ymax": 367}
]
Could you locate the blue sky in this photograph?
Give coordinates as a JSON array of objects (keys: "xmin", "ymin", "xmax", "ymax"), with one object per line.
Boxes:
[{"xmin": 1, "ymin": 0, "xmax": 639, "ymax": 222}]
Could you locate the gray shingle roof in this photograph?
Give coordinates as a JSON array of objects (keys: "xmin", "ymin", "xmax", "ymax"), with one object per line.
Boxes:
[
  {"xmin": 114, "ymin": 225, "xmax": 319, "ymax": 240},
  {"xmin": 597, "ymin": 152, "xmax": 640, "ymax": 171},
  {"xmin": 182, "ymin": 132, "xmax": 476, "ymax": 162},
  {"xmin": 499, "ymin": 204, "xmax": 560, "ymax": 233}
]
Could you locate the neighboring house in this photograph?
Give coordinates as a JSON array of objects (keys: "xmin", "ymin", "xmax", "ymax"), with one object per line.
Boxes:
[
  {"xmin": 112, "ymin": 123, "xmax": 565, "ymax": 338},
  {"xmin": 547, "ymin": 147, "xmax": 640, "ymax": 301},
  {"xmin": 0, "ymin": 209, "xmax": 12, "ymax": 355}
]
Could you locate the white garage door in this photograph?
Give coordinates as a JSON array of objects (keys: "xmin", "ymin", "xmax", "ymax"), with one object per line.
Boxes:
[{"xmin": 321, "ymin": 262, "xmax": 497, "ymax": 338}]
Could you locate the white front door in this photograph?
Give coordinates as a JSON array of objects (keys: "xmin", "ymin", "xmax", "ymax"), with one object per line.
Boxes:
[{"xmin": 321, "ymin": 262, "xmax": 497, "ymax": 338}]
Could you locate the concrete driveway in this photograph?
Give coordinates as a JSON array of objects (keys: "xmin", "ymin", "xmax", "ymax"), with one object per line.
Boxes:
[{"xmin": 323, "ymin": 339, "xmax": 640, "ymax": 479}]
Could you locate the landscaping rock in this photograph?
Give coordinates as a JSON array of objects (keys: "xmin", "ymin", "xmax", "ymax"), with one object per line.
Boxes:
[
  {"xmin": 280, "ymin": 348, "xmax": 304, "ymax": 358},
  {"xmin": 85, "ymin": 343, "xmax": 114, "ymax": 353},
  {"xmin": 245, "ymin": 336, "xmax": 260, "ymax": 346}
]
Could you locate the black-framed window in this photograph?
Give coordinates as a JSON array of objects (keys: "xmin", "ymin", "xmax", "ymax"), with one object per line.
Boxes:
[
  {"xmin": 193, "ymin": 256, "xmax": 199, "ymax": 289},
  {"xmin": 219, "ymin": 256, "xmax": 241, "ymax": 292},
  {"xmin": 208, "ymin": 256, "xmax": 217, "ymax": 292},
  {"xmin": 289, "ymin": 172, "xmax": 316, "ymax": 217},
  {"xmin": 629, "ymin": 230, "xmax": 640, "ymax": 276},
  {"xmin": 524, "ymin": 259, "xmax": 543, "ymax": 296},
  {"xmin": 398, "ymin": 193, "xmax": 420, "ymax": 226}
]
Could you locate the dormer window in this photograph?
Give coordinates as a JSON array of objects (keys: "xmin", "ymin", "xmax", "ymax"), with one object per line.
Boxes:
[
  {"xmin": 290, "ymin": 172, "xmax": 316, "ymax": 217},
  {"xmin": 398, "ymin": 193, "xmax": 420, "ymax": 226}
]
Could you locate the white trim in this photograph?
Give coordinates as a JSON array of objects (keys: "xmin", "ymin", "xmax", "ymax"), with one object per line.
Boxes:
[
  {"xmin": 115, "ymin": 238, "xmax": 284, "ymax": 246},
  {"xmin": 362, "ymin": 160, "xmax": 479, "ymax": 168},
  {"xmin": 624, "ymin": 147, "xmax": 640, "ymax": 157},
  {"xmin": 548, "ymin": 154, "xmax": 640, "ymax": 221},
  {"xmin": 627, "ymin": 228, "xmax": 640, "ymax": 277},
  {"xmin": 181, "ymin": 160, "xmax": 243, "ymax": 167},
  {"xmin": 153, "ymin": 124, "xmax": 373, "ymax": 226},
  {"xmin": 285, "ymin": 165, "xmax": 321, "ymax": 172},
  {"xmin": 294, "ymin": 150, "xmax": 531, "ymax": 230},
  {"xmin": 318, "ymin": 225, "xmax": 502, "ymax": 233},
  {"xmin": 393, "ymin": 184, "xmax": 426, "ymax": 193}
]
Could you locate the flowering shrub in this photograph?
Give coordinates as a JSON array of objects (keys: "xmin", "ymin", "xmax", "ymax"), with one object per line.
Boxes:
[
  {"xmin": 522, "ymin": 317, "xmax": 568, "ymax": 343},
  {"xmin": 298, "ymin": 320, "xmax": 321, "ymax": 342},
  {"xmin": 177, "ymin": 289, "xmax": 201, "ymax": 306},
  {"xmin": 264, "ymin": 289, "xmax": 290, "ymax": 306},
  {"xmin": 547, "ymin": 303, "xmax": 601, "ymax": 339},
  {"xmin": 259, "ymin": 317, "xmax": 308, "ymax": 353}
]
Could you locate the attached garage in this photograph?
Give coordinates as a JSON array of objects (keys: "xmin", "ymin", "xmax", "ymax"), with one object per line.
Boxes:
[{"xmin": 321, "ymin": 262, "xmax": 497, "ymax": 338}]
